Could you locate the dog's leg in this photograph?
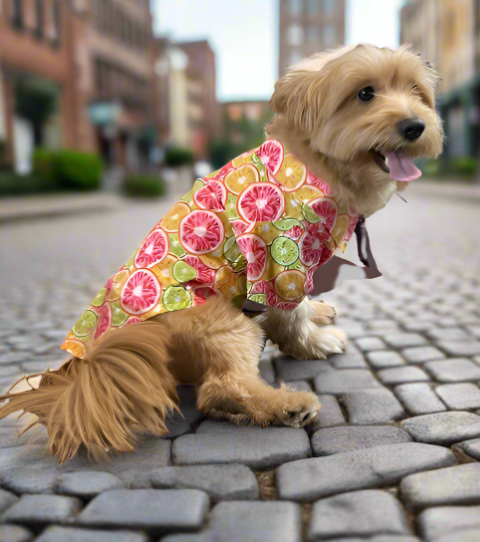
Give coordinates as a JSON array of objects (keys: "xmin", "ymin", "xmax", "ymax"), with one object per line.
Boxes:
[{"xmin": 254, "ymin": 298, "xmax": 346, "ymax": 360}]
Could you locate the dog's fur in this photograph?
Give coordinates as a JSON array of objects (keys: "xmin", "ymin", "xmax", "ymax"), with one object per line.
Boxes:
[{"xmin": 0, "ymin": 45, "xmax": 443, "ymax": 462}]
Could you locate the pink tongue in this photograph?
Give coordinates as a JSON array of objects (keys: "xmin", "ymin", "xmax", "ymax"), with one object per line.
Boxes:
[{"xmin": 384, "ymin": 149, "xmax": 422, "ymax": 182}]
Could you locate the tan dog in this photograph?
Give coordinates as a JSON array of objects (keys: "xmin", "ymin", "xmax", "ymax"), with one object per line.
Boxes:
[{"xmin": 0, "ymin": 45, "xmax": 443, "ymax": 462}]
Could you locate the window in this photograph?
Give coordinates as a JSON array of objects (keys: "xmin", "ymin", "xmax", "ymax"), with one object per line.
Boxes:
[
  {"xmin": 323, "ymin": 0, "xmax": 335, "ymax": 15},
  {"xmin": 288, "ymin": 0, "xmax": 303, "ymax": 16},
  {"xmin": 35, "ymin": 0, "xmax": 44, "ymax": 39},
  {"xmin": 52, "ymin": 0, "xmax": 61, "ymax": 46},
  {"xmin": 287, "ymin": 24, "xmax": 304, "ymax": 46},
  {"xmin": 307, "ymin": 0, "xmax": 320, "ymax": 13},
  {"xmin": 323, "ymin": 25, "xmax": 336, "ymax": 46},
  {"xmin": 11, "ymin": 0, "xmax": 24, "ymax": 29}
]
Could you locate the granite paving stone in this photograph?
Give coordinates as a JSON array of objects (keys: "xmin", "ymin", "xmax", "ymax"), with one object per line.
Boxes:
[
  {"xmin": 367, "ymin": 319, "xmax": 400, "ymax": 331},
  {"xmin": 330, "ymin": 352, "xmax": 368, "ymax": 369},
  {"xmin": 427, "ymin": 327, "xmax": 471, "ymax": 341},
  {"xmin": 259, "ymin": 360, "xmax": 275, "ymax": 384},
  {"xmin": 435, "ymin": 383, "xmax": 480, "ymax": 410},
  {"xmin": 286, "ymin": 380, "xmax": 313, "ymax": 392},
  {"xmin": 401, "ymin": 346, "xmax": 446, "ymax": 363},
  {"xmin": 2, "ymin": 495, "xmax": 82, "ymax": 528},
  {"xmin": 438, "ymin": 341, "xmax": 480, "ymax": 356},
  {"xmin": 172, "ymin": 420, "xmax": 311, "ymax": 468},
  {"xmin": 467, "ymin": 325, "xmax": 480, "ymax": 338},
  {"xmin": 366, "ymin": 351, "xmax": 406, "ymax": 368},
  {"xmin": 383, "ymin": 333, "xmax": 427, "ymax": 348},
  {"xmin": 0, "ymin": 525, "xmax": 33, "ymax": 542},
  {"xmin": 424, "ymin": 358, "xmax": 480, "ymax": 382},
  {"xmin": 310, "ymin": 394, "xmax": 346, "ymax": 430},
  {"xmin": 0, "ymin": 487, "xmax": 18, "ymax": 513},
  {"xmin": 455, "ymin": 438, "xmax": 480, "ymax": 460},
  {"xmin": 342, "ymin": 389, "xmax": 405, "ymax": 424},
  {"xmin": 394, "ymin": 383, "xmax": 447, "ymax": 415},
  {"xmin": 34, "ymin": 526, "xmax": 149, "ymax": 542},
  {"xmin": 400, "ymin": 463, "xmax": 480, "ymax": 509},
  {"xmin": 150, "ymin": 464, "xmax": 258, "ymax": 501},
  {"xmin": 314, "ymin": 369, "xmax": 381, "ymax": 395},
  {"xmin": 77, "ymin": 489, "xmax": 209, "ymax": 536},
  {"xmin": 377, "ymin": 366, "xmax": 430, "ymax": 385},
  {"xmin": 401, "ymin": 412, "xmax": 480, "ymax": 445},
  {"xmin": 418, "ymin": 506, "xmax": 480, "ymax": 541},
  {"xmin": 433, "ymin": 529, "xmax": 480, "ymax": 542},
  {"xmin": 311, "ymin": 425, "xmax": 412, "ymax": 456},
  {"xmin": 205, "ymin": 501, "xmax": 302, "ymax": 542},
  {"xmin": 356, "ymin": 337, "xmax": 387, "ymax": 352},
  {"xmin": 54, "ymin": 471, "xmax": 125, "ymax": 500},
  {"xmin": 276, "ymin": 443, "xmax": 457, "ymax": 501},
  {"xmin": 275, "ymin": 356, "xmax": 332, "ymax": 381},
  {"xmin": 308, "ymin": 490, "xmax": 411, "ymax": 540}
]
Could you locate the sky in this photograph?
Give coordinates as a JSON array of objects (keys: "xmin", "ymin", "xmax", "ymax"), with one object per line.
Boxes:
[{"xmin": 153, "ymin": 0, "xmax": 406, "ymax": 102}]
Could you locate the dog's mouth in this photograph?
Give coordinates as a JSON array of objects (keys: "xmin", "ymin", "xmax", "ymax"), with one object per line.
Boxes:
[{"xmin": 370, "ymin": 149, "xmax": 422, "ymax": 182}]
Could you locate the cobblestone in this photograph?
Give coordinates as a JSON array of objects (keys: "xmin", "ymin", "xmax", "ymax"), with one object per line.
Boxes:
[
  {"xmin": 275, "ymin": 356, "xmax": 332, "ymax": 380},
  {"xmin": 438, "ymin": 340, "xmax": 480, "ymax": 356},
  {"xmin": 382, "ymin": 333, "xmax": 427, "ymax": 348},
  {"xmin": 402, "ymin": 412, "xmax": 480, "ymax": 445},
  {"xmin": 342, "ymin": 389, "xmax": 405, "ymax": 424},
  {"xmin": 394, "ymin": 383, "xmax": 447, "ymax": 415},
  {"xmin": 0, "ymin": 525, "xmax": 33, "ymax": 542},
  {"xmin": 401, "ymin": 346, "xmax": 445, "ymax": 363},
  {"xmin": 311, "ymin": 425, "xmax": 412, "ymax": 456},
  {"xmin": 356, "ymin": 337, "xmax": 387, "ymax": 352},
  {"xmin": 435, "ymin": 383, "xmax": 480, "ymax": 410},
  {"xmin": 314, "ymin": 369, "xmax": 381, "ymax": 395},
  {"xmin": 377, "ymin": 366, "xmax": 430, "ymax": 385},
  {"xmin": 54, "ymin": 472, "xmax": 125, "ymax": 500},
  {"xmin": 366, "ymin": 351, "xmax": 406, "ymax": 368},
  {"xmin": 3, "ymin": 495, "xmax": 82, "ymax": 528},
  {"xmin": 311, "ymin": 394, "xmax": 346, "ymax": 429},
  {"xmin": 35, "ymin": 527, "xmax": 149, "ymax": 542},
  {"xmin": 424, "ymin": 358, "xmax": 480, "ymax": 382},
  {"xmin": 418, "ymin": 506, "xmax": 480, "ymax": 541},
  {"xmin": 308, "ymin": 490, "xmax": 411, "ymax": 540}
]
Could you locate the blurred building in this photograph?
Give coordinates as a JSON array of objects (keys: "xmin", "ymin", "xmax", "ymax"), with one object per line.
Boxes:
[
  {"xmin": 278, "ymin": 0, "xmax": 346, "ymax": 77},
  {"xmin": 154, "ymin": 38, "xmax": 220, "ymax": 161},
  {"xmin": 223, "ymin": 100, "xmax": 273, "ymax": 147},
  {"xmin": 0, "ymin": 0, "xmax": 157, "ymax": 173},
  {"xmin": 400, "ymin": 0, "xmax": 480, "ymax": 159}
]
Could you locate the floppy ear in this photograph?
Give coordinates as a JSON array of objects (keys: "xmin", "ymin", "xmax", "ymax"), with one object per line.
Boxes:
[{"xmin": 270, "ymin": 70, "xmax": 329, "ymax": 137}]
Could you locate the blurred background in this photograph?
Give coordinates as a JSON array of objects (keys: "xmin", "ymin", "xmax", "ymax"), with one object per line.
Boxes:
[{"xmin": 0, "ymin": 0, "xmax": 478, "ymax": 203}]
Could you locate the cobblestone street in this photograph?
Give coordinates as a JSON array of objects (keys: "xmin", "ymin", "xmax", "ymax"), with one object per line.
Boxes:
[{"xmin": 1, "ymin": 183, "xmax": 480, "ymax": 541}]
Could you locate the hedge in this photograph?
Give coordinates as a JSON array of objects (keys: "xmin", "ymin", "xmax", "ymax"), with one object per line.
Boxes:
[
  {"xmin": 124, "ymin": 174, "xmax": 166, "ymax": 197},
  {"xmin": 164, "ymin": 146, "xmax": 195, "ymax": 167}
]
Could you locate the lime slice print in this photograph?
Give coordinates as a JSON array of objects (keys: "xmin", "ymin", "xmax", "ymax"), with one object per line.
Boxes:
[
  {"xmin": 111, "ymin": 301, "xmax": 129, "ymax": 327},
  {"xmin": 163, "ymin": 286, "xmax": 192, "ymax": 312},
  {"xmin": 169, "ymin": 234, "xmax": 187, "ymax": 258},
  {"xmin": 302, "ymin": 203, "xmax": 322, "ymax": 224},
  {"xmin": 172, "ymin": 261, "xmax": 197, "ymax": 283},
  {"xmin": 91, "ymin": 288, "xmax": 107, "ymax": 307},
  {"xmin": 271, "ymin": 237, "xmax": 299, "ymax": 266},
  {"xmin": 73, "ymin": 310, "xmax": 98, "ymax": 338},
  {"xmin": 273, "ymin": 217, "xmax": 305, "ymax": 231},
  {"xmin": 249, "ymin": 293, "xmax": 268, "ymax": 305},
  {"xmin": 225, "ymin": 193, "xmax": 239, "ymax": 220}
]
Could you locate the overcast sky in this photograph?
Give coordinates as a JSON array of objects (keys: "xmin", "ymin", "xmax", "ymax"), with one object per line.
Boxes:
[{"xmin": 153, "ymin": 0, "xmax": 406, "ymax": 102}]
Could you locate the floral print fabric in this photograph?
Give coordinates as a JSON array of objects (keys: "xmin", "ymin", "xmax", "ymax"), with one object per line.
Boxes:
[{"xmin": 62, "ymin": 140, "xmax": 359, "ymax": 359}]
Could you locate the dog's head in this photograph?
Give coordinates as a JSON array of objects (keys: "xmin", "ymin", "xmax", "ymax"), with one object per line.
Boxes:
[{"xmin": 270, "ymin": 44, "xmax": 444, "ymax": 184}]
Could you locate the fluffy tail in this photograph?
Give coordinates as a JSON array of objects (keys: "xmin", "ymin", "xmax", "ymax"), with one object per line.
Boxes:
[{"xmin": 0, "ymin": 319, "xmax": 178, "ymax": 463}]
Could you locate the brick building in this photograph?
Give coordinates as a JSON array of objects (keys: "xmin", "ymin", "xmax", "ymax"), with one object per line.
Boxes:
[
  {"xmin": 278, "ymin": 0, "xmax": 346, "ymax": 77},
  {"xmin": 0, "ymin": 0, "xmax": 157, "ymax": 172}
]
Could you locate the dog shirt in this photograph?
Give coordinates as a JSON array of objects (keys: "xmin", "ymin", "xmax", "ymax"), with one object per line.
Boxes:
[{"xmin": 61, "ymin": 140, "xmax": 380, "ymax": 359}]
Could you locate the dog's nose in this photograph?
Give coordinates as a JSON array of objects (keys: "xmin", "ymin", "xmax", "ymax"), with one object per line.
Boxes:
[{"xmin": 398, "ymin": 118, "xmax": 426, "ymax": 141}]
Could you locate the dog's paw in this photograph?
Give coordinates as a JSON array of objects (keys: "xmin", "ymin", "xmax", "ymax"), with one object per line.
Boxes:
[
  {"xmin": 280, "ymin": 391, "xmax": 321, "ymax": 428},
  {"xmin": 306, "ymin": 299, "xmax": 337, "ymax": 326},
  {"xmin": 281, "ymin": 325, "xmax": 346, "ymax": 360}
]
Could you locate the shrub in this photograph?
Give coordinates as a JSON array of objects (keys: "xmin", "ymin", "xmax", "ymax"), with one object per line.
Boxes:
[
  {"xmin": 451, "ymin": 157, "xmax": 478, "ymax": 178},
  {"xmin": 124, "ymin": 174, "xmax": 166, "ymax": 197},
  {"xmin": 32, "ymin": 149, "xmax": 59, "ymax": 186},
  {"xmin": 56, "ymin": 150, "xmax": 102, "ymax": 191},
  {"xmin": 164, "ymin": 146, "xmax": 195, "ymax": 167},
  {"xmin": 0, "ymin": 170, "xmax": 54, "ymax": 196},
  {"xmin": 421, "ymin": 158, "xmax": 442, "ymax": 177}
]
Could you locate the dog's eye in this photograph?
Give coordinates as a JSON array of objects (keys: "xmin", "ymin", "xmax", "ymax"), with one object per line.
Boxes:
[{"xmin": 358, "ymin": 87, "xmax": 375, "ymax": 102}]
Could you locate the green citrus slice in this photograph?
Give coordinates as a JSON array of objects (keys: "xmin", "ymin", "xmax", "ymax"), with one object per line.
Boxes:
[
  {"xmin": 271, "ymin": 237, "xmax": 299, "ymax": 266},
  {"xmin": 91, "ymin": 288, "xmax": 107, "ymax": 307},
  {"xmin": 111, "ymin": 301, "xmax": 129, "ymax": 327},
  {"xmin": 73, "ymin": 310, "xmax": 98, "ymax": 338},
  {"xmin": 172, "ymin": 261, "xmax": 197, "ymax": 283},
  {"xmin": 273, "ymin": 217, "xmax": 305, "ymax": 231},
  {"xmin": 225, "ymin": 193, "xmax": 239, "ymax": 220},
  {"xmin": 163, "ymin": 285, "xmax": 192, "ymax": 311},
  {"xmin": 302, "ymin": 203, "xmax": 322, "ymax": 224},
  {"xmin": 249, "ymin": 293, "xmax": 267, "ymax": 305},
  {"xmin": 169, "ymin": 234, "xmax": 187, "ymax": 258}
]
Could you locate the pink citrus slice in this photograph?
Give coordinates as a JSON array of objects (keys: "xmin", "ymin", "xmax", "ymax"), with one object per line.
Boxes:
[
  {"xmin": 237, "ymin": 182, "xmax": 285, "ymax": 223},
  {"xmin": 193, "ymin": 286, "xmax": 216, "ymax": 305},
  {"xmin": 121, "ymin": 269, "xmax": 161, "ymax": 315},
  {"xmin": 276, "ymin": 301, "xmax": 300, "ymax": 310},
  {"xmin": 231, "ymin": 219, "xmax": 252, "ymax": 236},
  {"xmin": 184, "ymin": 255, "xmax": 215, "ymax": 284},
  {"xmin": 135, "ymin": 229, "xmax": 169, "ymax": 269},
  {"xmin": 308, "ymin": 197, "xmax": 339, "ymax": 230},
  {"xmin": 307, "ymin": 172, "xmax": 335, "ymax": 196},
  {"xmin": 250, "ymin": 280, "xmax": 277, "ymax": 306},
  {"xmin": 299, "ymin": 229, "xmax": 329, "ymax": 266},
  {"xmin": 237, "ymin": 234, "xmax": 267, "ymax": 281},
  {"xmin": 95, "ymin": 303, "xmax": 112, "ymax": 340},
  {"xmin": 194, "ymin": 180, "xmax": 227, "ymax": 212},
  {"xmin": 256, "ymin": 140, "xmax": 284, "ymax": 174},
  {"xmin": 180, "ymin": 210, "xmax": 225, "ymax": 255}
]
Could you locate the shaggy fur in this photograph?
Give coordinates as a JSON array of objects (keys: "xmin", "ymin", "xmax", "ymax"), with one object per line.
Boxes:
[{"xmin": 0, "ymin": 44, "xmax": 443, "ymax": 462}]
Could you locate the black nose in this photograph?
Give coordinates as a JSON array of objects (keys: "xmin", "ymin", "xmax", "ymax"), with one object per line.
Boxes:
[{"xmin": 398, "ymin": 118, "xmax": 425, "ymax": 141}]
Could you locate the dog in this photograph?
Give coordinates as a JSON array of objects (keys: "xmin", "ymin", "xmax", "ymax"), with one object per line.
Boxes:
[{"xmin": 0, "ymin": 44, "xmax": 443, "ymax": 462}]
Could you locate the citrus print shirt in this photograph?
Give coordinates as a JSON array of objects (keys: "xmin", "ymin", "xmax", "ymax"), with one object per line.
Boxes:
[{"xmin": 61, "ymin": 140, "xmax": 359, "ymax": 359}]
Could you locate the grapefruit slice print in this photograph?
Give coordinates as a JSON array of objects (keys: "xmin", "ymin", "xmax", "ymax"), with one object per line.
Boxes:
[
  {"xmin": 194, "ymin": 180, "xmax": 227, "ymax": 211},
  {"xmin": 121, "ymin": 269, "xmax": 161, "ymax": 315},
  {"xmin": 256, "ymin": 140, "xmax": 284, "ymax": 174},
  {"xmin": 237, "ymin": 234, "xmax": 267, "ymax": 281},
  {"xmin": 180, "ymin": 210, "xmax": 225, "ymax": 255},
  {"xmin": 308, "ymin": 197, "xmax": 339, "ymax": 230},
  {"xmin": 237, "ymin": 183, "xmax": 285, "ymax": 223},
  {"xmin": 135, "ymin": 229, "xmax": 169, "ymax": 269}
]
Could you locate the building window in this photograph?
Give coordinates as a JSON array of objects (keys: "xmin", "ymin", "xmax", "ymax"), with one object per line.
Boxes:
[
  {"xmin": 35, "ymin": 0, "xmax": 44, "ymax": 39},
  {"xmin": 323, "ymin": 25, "xmax": 336, "ymax": 47},
  {"xmin": 288, "ymin": 0, "xmax": 303, "ymax": 16},
  {"xmin": 287, "ymin": 24, "xmax": 304, "ymax": 46},
  {"xmin": 307, "ymin": 0, "xmax": 320, "ymax": 13},
  {"xmin": 11, "ymin": 0, "xmax": 24, "ymax": 29},
  {"xmin": 323, "ymin": 0, "xmax": 335, "ymax": 15},
  {"xmin": 52, "ymin": 0, "xmax": 61, "ymax": 46}
]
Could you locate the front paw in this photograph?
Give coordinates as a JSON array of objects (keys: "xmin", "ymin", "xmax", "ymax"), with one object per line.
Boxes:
[
  {"xmin": 306, "ymin": 299, "xmax": 337, "ymax": 326},
  {"xmin": 280, "ymin": 391, "xmax": 321, "ymax": 428}
]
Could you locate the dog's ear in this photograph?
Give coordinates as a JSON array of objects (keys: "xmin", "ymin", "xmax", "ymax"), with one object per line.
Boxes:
[{"xmin": 270, "ymin": 70, "xmax": 329, "ymax": 137}]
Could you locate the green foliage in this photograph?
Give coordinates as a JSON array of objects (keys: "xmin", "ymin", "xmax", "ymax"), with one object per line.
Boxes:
[
  {"xmin": 124, "ymin": 174, "xmax": 166, "ymax": 197},
  {"xmin": 0, "ymin": 139, "xmax": 6, "ymax": 165},
  {"xmin": 209, "ymin": 140, "xmax": 239, "ymax": 170},
  {"xmin": 421, "ymin": 156, "xmax": 478, "ymax": 181},
  {"xmin": 32, "ymin": 149, "xmax": 102, "ymax": 191},
  {"xmin": 0, "ymin": 170, "xmax": 56, "ymax": 196},
  {"xmin": 451, "ymin": 157, "xmax": 478, "ymax": 178},
  {"xmin": 164, "ymin": 146, "xmax": 195, "ymax": 167}
]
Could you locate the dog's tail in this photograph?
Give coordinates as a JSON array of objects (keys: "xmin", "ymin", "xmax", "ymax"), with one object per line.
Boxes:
[{"xmin": 0, "ymin": 319, "xmax": 178, "ymax": 463}]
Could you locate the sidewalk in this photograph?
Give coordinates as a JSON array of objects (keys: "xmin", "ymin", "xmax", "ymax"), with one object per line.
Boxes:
[{"xmin": 409, "ymin": 179, "xmax": 480, "ymax": 202}]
